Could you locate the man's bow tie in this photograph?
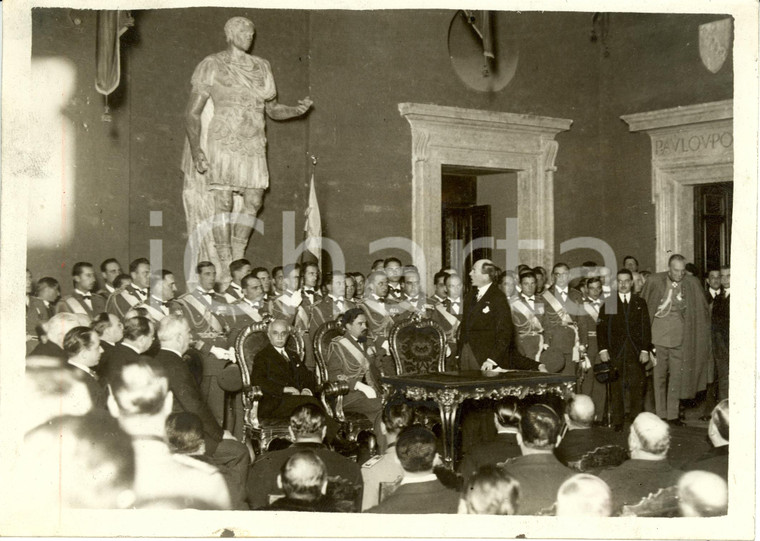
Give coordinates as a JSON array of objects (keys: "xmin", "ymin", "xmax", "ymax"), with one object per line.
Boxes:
[
  {"xmin": 81, "ymin": 293, "xmax": 92, "ymax": 299},
  {"xmin": 525, "ymin": 296, "xmax": 535, "ymax": 301},
  {"xmin": 304, "ymin": 288, "xmax": 315, "ymax": 294}
]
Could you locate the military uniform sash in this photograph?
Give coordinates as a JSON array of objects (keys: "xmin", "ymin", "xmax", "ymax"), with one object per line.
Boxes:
[
  {"xmin": 65, "ymin": 296, "xmax": 89, "ymax": 315},
  {"xmin": 583, "ymin": 301, "xmax": 600, "ymax": 322},
  {"xmin": 511, "ymin": 299, "xmax": 543, "ymax": 334},
  {"xmin": 235, "ymin": 299, "xmax": 263, "ymax": 322},
  {"xmin": 435, "ymin": 302, "xmax": 460, "ymax": 329},
  {"xmin": 182, "ymin": 293, "xmax": 224, "ymax": 333},
  {"xmin": 542, "ymin": 290, "xmax": 574, "ymax": 326}
]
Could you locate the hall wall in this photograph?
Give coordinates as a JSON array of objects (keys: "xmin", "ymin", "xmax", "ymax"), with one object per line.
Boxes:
[{"xmin": 29, "ymin": 9, "xmax": 733, "ymax": 291}]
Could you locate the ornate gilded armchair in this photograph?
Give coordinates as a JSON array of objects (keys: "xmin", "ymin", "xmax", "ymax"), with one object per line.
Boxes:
[
  {"xmin": 389, "ymin": 314, "xmax": 446, "ymax": 375},
  {"xmin": 568, "ymin": 444, "xmax": 629, "ymax": 473},
  {"xmin": 233, "ymin": 321, "xmax": 293, "ymax": 455},
  {"xmin": 313, "ymin": 320, "xmax": 376, "ymax": 445}
]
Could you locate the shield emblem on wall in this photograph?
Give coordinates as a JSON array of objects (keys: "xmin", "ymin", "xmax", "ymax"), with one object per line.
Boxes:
[{"xmin": 699, "ymin": 18, "xmax": 732, "ymax": 74}]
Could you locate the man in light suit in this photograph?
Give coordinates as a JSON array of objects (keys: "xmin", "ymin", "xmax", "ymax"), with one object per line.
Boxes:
[{"xmin": 56, "ymin": 262, "xmax": 106, "ymax": 321}]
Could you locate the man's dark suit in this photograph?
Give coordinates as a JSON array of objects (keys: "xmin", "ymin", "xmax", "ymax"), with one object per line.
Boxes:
[
  {"xmin": 596, "ymin": 294, "xmax": 652, "ymax": 425},
  {"xmin": 458, "ymin": 432, "xmax": 521, "ymax": 481},
  {"xmin": 154, "ymin": 348, "xmax": 224, "ymax": 454},
  {"xmin": 251, "ymin": 343, "xmax": 319, "ymax": 418},
  {"xmin": 27, "ymin": 340, "xmax": 67, "ymax": 362},
  {"xmin": 457, "ymin": 282, "xmax": 514, "ymax": 370},
  {"xmin": 554, "ymin": 427, "xmax": 625, "ymax": 466},
  {"xmin": 101, "ymin": 342, "xmax": 141, "ymax": 384},
  {"xmin": 499, "ymin": 452, "xmax": 575, "ymax": 515},
  {"xmin": 599, "ymin": 459, "xmax": 682, "ymax": 514},
  {"xmin": 366, "ymin": 479, "xmax": 459, "ymax": 514},
  {"xmin": 684, "ymin": 445, "xmax": 728, "ymax": 480},
  {"xmin": 711, "ymin": 290, "xmax": 729, "ymax": 401}
]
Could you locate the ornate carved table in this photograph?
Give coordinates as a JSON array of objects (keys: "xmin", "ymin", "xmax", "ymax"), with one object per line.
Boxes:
[{"xmin": 381, "ymin": 370, "xmax": 575, "ymax": 467}]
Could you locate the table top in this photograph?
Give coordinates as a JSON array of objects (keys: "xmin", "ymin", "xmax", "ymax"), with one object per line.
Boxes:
[{"xmin": 381, "ymin": 370, "xmax": 575, "ymax": 390}]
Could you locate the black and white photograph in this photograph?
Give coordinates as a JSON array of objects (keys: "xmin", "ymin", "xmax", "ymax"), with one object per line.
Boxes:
[{"xmin": 1, "ymin": 0, "xmax": 757, "ymax": 538}]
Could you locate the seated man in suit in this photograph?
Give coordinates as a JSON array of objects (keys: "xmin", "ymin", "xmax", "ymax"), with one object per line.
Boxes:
[
  {"xmin": 252, "ymin": 318, "xmax": 320, "ymax": 419},
  {"xmin": 260, "ymin": 450, "xmax": 341, "ymax": 512},
  {"xmin": 24, "ymin": 363, "xmax": 95, "ymax": 433},
  {"xmin": 326, "ymin": 308, "xmax": 384, "ymax": 446},
  {"xmin": 599, "ymin": 412, "xmax": 682, "ymax": 514},
  {"xmin": 361, "ymin": 402, "xmax": 414, "ymax": 510},
  {"xmin": 459, "ymin": 398, "xmax": 522, "ymax": 481},
  {"xmin": 56, "ymin": 262, "xmax": 106, "ymax": 321},
  {"xmin": 366, "ymin": 426, "xmax": 459, "ymax": 514},
  {"xmin": 28, "ymin": 312, "xmax": 88, "ymax": 362},
  {"xmin": 62, "ymin": 326, "xmax": 107, "ymax": 408},
  {"xmin": 106, "ymin": 258, "xmax": 152, "ymax": 320},
  {"xmin": 107, "ymin": 356, "xmax": 232, "ymax": 509},
  {"xmin": 499, "ymin": 403, "xmax": 575, "ymax": 515},
  {"xmin": 247, "ymin": 403, "xmax": 362, "ymax": 510},
  {"xmin": 686, "ymin": 399, "xmax": 728, "ymax": 480},
  {"xmin": 554, "ymin": 394, "xmax": 624, "ymax": 466},
  {"xmin": 101, "ymin": 316, "xmax": 156, "ymax": 385},
  {"xmin": 555, "ymin": 473, "xmax": 612, "ymax": 517}
]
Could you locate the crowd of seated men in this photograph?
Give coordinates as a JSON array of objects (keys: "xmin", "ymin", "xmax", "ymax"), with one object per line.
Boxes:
[{"xmin": 21, "ymin": 253, "xmax": 729, "ymax": 514}]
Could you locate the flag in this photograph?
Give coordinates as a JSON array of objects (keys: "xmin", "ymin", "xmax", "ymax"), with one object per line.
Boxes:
[
  {"xmin": 95, "ymin": 11, "xmax": 133, "ymax": 97},
  {"xmin": 304, "ymin": 173, "xmax": 322, "ymax": 263}
]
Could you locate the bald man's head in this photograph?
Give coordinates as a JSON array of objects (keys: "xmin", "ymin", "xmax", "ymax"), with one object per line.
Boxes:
[
  {"xmin": 566, "ymin": 394, "xmax": 595, "ymax": 428},
  {"xmin": 556, "ymin": 474, "xmax": 612, "ymax": 517},
  {"xmin": 629, "ymin": 412, "xmax": 670, "ymax": 457},
  {"xmin": 278, "ymin": 450, "xmax": 327, "ymax": 501},
  {"xmin": 678, "ymin": 471, "xmax": 728, "ymax": 517}
]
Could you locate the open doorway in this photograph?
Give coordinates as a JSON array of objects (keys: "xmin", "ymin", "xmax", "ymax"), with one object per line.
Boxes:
[
  {"xmin": 694, "ymin": 181, "xmax": 732, "ymax": 277},
  {"xmin": 441, "ymin": 165, "xmax": 518, "ymax": 278}
]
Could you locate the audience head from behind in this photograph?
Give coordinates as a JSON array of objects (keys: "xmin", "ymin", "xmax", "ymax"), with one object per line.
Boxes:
[
  {"xmin": 289, "ymin": 403, "xmax": 327, "ymax": 443},
  {"xmin": 157, "ymin": 313, "xmax": 193, "ymax": 355},
  {"xmin": 107, "ymin": 357, "xmax": 172, "ymax": 436},
  {"xmin": 24, "ymin": 363, "xmax": 94, "ymax": 432},
  {"xmin": 628, "ymin": 412, "xmax": 670, "ymax": 460},
  {"xmin": 277, "ymin": 450, "xmax": 328, "ymax": 502},
  {"xmin": 42, "ymin": 313, "xmax": 85, "ymax": 349},
  {"xmin": 555, "ymin": 474, "xmax": 612, "ymax": 517},
  {"xmin": 381, "ymin": 401, "xmax": 414, "ymax": 443},
  {"xmin": 396, "ymin": 425, "xmax": 439, "ymax": 475},
  {"xmin": 92, "ymin": 312, "xmax": 124, "ymax": 346},
  {"xmin": 166, "ymin": 412, "xmax": 206, "ymax": 456},
  {"xmin": 518, "ymin": 403, "xmax": 564, "ymax": 454},
  {"xmin": 122, "ymin": 316, "xmax": 156, "ymax": 354},
  {"xmin": 458, "ymin": 465, "xmax": 520, "ymax": 515},
  {"xmin": 494, "ymin": 398, "xmax": 521, "ymax": 434},
  {"xmin": 63, "ymin": 326, "xmax": 103, "ymax": 369},
  {"xmin": 564, "ymin": 394, "xmax": 595, "ymax": 430},
  {"xmin": 677, "ymin": 471, "xmax": 728, "ymax": 517},
  {"xmin": 22, "ymin": 413, "xmax": 136, "ymax": 510},
  {"xmin": 708, "ymin": 399, "xmax": 729, "ymax": 448}
]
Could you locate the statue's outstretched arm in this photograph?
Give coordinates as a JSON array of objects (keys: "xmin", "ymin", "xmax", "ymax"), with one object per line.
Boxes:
[
  {"xmin": 185, "ymin": 91, "xmax": 210, "ymax": 173},
  {"xmin": 266, "ymin": 96, "xmax": 313, "ymax": 120}
]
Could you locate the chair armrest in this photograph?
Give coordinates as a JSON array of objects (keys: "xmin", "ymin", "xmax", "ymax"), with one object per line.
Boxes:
[
  {"xmin": 245, "ymin": 385, "xmax": 264, "ymax": 430},
  {"xmin": 320, "ymin": 380, "xmax": 350, "ymax": 422}
]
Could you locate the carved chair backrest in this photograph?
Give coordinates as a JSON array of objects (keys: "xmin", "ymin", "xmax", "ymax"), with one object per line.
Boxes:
[
  {"xmin": 389, "ymin": 316, "xmax": 446, "ymax": 374},
  {"xmin": 570, "ymin": 444, "xmax": 629, "ymax": 473},
  {"xmin": 313, "ymin": 320, "xmax": 344, "ymax": 385},
  {"xmin": 619, "ymin": 485, "xmax": 680, "ymax": 517}
]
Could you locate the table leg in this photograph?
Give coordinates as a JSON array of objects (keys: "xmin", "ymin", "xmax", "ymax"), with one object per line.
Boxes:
[{"xmin": 436, "ymin": 390, "xmax": 462, "ymax": 469}]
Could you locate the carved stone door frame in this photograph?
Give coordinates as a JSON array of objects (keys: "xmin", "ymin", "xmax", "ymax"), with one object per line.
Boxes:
[
  {"xmin": 398, "ymin": 102, "xmax": 572, "ymax": 286},
  {"xmin": 621, "ymin": 100, "xmax": 733, "ymax": 271}
]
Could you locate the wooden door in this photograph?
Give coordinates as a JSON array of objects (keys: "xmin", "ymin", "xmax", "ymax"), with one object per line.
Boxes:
[
  {"xmin": 694, "ymin": 182, "xmax": 732, "ymax": 276},
  {"xmin": 442, "ymin": 204, "xmax": 492, "ymax": 278}
]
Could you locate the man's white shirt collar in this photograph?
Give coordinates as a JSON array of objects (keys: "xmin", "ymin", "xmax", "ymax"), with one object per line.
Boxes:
[
  {"xmin": 123, "ymin": 343, "xmax": 142, "ymax": 354},
  {"xmin": 400, "ymin": 472, "xmax": 438, "ymax": 486},
  {"xmin": 161, "ymin": 346, "xmax": 184, "ymax": 358}
]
